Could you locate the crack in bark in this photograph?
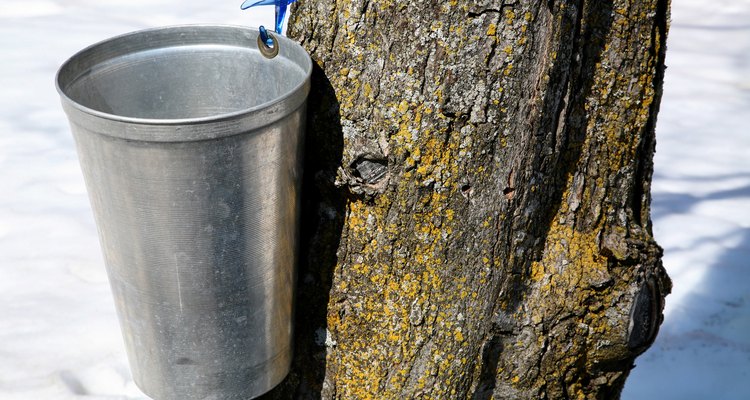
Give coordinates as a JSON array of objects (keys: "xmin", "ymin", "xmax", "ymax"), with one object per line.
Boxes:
[
  {"xmin": 467, "ymin": 0, "xmax": 518, "ymax": 18},
  {"xmin": 632, "ymin": 0, "xmax": 669, "ymax": 229},
  {"xmin": 468, "ymin": 8, "xmax": 503, "ymax": 18}
]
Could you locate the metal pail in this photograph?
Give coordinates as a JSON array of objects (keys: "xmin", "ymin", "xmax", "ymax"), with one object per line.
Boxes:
[{"xmin": 56, "ymin": 25, "xmax": 311, "ymax": 400}]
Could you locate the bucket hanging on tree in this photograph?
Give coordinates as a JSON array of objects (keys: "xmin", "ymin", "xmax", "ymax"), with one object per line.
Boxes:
[{"xmin": 56, "ymin": 23, "xmax": 311, "ymax": 400}]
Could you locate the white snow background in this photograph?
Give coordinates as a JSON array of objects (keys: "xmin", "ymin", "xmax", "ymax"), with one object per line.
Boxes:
[{"xmin": 0, "ymin": 0, "xmax": 747, "ymax": 399}]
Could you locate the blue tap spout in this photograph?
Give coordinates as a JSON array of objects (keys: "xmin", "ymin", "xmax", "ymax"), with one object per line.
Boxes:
[{"xmin": 241, "ymin": 0, "xmax": 298, "ymax": 34}]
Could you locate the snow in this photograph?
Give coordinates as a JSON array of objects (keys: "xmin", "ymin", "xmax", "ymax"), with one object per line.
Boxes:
[
  {"xmin": 0, "ymin": 0, "xmax": 747, "ymax": 399},
  {"xmin": 621, "ymin": 0, "xmax": 750, "ymax": 398},
  {"xmin": 0, "ymin": 2, "xmax": 267, "ymax": 399}
]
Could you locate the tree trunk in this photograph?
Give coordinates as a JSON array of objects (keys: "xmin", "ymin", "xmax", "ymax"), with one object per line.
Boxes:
[{"xmin": 264, "ymin": 0, "xmax": 671, "ymax": 398}]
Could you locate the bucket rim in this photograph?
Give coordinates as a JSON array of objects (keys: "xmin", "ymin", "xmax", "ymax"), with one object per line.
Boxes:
[{"xmin": 55, "ymin": 24, "xmax": 312, "ymax": 127}]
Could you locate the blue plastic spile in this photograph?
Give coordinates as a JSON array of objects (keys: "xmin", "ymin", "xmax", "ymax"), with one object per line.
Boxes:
[{"xmin": 241, "ymin": 0, "xmax": 298, "ymax": 35}]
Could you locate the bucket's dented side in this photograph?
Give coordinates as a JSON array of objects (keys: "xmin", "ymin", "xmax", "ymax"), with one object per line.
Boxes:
[{"xmin": 57, "ymin": 25, "xmax": 311, "ymax": 400}]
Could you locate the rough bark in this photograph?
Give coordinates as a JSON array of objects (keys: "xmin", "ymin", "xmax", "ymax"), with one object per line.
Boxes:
[{"xmin": 262, "ymin": 0, "xmax": 671, "ymax": 398}]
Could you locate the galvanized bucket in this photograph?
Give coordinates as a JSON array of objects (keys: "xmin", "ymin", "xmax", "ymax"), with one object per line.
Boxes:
[{"xmin": 56, "ymin": 25, "xmax": 311, "ymax": 400}]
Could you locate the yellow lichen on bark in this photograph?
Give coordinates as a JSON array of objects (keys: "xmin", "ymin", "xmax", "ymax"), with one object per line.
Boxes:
[{"xmin": 328, "ymin": 115, "xmax": 476, "ymax": 397}]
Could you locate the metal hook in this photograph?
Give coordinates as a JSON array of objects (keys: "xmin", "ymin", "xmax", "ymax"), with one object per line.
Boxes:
[{"xmin": 257, "ymin": 26, "xmax": 279, "ymax": 59}]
